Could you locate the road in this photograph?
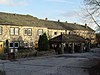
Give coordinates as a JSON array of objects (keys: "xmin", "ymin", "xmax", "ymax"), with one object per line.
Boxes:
[{"xmin": 0, "ymin": 48, "xmax": 100, "ymax": 75}]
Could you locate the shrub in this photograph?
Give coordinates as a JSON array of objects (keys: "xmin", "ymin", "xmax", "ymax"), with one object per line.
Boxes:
[{"xmin": 38, "ymin": 33, "xmax": 49, "ymax": 51}]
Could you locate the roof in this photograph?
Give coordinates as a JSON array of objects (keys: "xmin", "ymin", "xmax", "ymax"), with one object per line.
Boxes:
[
  {"xmin": 0, "ymin": 12, "xmax": 64, "ymax": 30},
  {"xmin": 0, "ymin": 12, "xmax": 95, "ymax": 31},
  {"xmin": 60, "ymin": 22, "xmax": 95, "ymax": 31},
  {"xmin": 0, "ymin": 12, "xmax": 38, "ymax": 26},
  {"xmin": 49, "ymin": 34, "xmax": 86, "ymax": 43},
  {"xmin": 37, "ymin": 20, "xmax": 65, "ymax": 30}
]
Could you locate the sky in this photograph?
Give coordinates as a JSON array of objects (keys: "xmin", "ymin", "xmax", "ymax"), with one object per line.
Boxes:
[{"xmin": 0, "ymin": 0, "xmax": 87, "ymax": 26}]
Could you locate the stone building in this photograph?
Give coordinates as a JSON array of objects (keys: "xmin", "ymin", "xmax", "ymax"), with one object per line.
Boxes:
[
  {"xmin": 60, "ymin": 23, "xmax": 96, "ymax": 44},
  {"xmin": 0, "ymin": 12, "xmax": 96, "ymax": 51}
]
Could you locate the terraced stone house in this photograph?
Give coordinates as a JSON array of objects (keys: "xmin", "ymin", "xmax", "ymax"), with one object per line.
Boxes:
[{"xmin": 0, "ymin": 12, "xmax": 96, "ymax": 53}]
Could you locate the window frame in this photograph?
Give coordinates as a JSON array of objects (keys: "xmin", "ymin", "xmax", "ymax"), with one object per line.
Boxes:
[
  {"xmin": 15, "ymin": 28, "xmax": 19, "ymax": 35},
  {"xmin": 10, "ymin": 27, "xmax": 15, "ymax": 35},
  {"xmin": 10, "ymin": 27, "xmax": 19, "ymax": 36},
  {"xmin": 0, "ymin": 27, "xmax": 2, "ymax": 35},
  {"xmin": 9, "ymin": 42, "xmax": 14, "ymax": 48},
  {"xmin": 69, "ymin": 32, "xmax": 71, "ymax": 35},
  {"xmin": 28, "ymin": 28, "xmax": 32, "ymax": 36},
  {"xmin": 9, "ymin": 42, "xmax": 19, "ymax": 48},
  {"xmin": 24, "ymin": 28, "xmax": 28, "ymax": 35},
  {"xmin": 54, "ymin": 32, "xmax": 57, "ymax": 35},
  {"xmin": 14, "ymin": 42, "xmax": 19, "ymax": 48},
  {"xmin": 24, "ymin": 28, "xmax": 32, "ymax": 36},
  {"xmin": 38, "ymin": 29, "xmax": 43, "ymax": 36}
]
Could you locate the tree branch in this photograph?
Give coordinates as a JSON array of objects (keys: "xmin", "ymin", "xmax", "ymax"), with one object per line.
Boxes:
[{"xmin": 86, "ymin": 8, "xmax": 100, "ymax": 28}]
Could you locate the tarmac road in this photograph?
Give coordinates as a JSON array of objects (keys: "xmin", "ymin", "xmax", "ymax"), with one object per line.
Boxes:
[{"xmin": 0, "ymin": 48, "xmax": 100, "ymax": 75}]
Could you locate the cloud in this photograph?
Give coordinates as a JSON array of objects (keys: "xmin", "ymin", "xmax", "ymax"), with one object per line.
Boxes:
[
  {"xmin": 0, "ymin": 0, "xmax": 28, "ymax": 6},
  {"xmin": 45, "ymin": 0, "xmax": 74, "ymax": 4},
  {"xmin": 61, "ymin": 10, "xmax": 82, "ymax": 19},
  {"xmin": 0, "ymin": 0, "xmax": 11, "ymax": 4}
]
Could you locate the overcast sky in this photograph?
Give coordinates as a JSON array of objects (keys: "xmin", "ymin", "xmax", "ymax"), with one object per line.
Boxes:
[{"xmin": 0, "ymin": 0, "xmax": 87, "ymax": 25}]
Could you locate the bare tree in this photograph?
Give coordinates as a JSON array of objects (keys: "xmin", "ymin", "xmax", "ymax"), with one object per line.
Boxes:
[{"xmin": 84, "ymin": 0, "xmax": 100, "ymax": 32}]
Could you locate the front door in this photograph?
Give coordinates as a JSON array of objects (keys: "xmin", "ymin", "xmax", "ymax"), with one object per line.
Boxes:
[{"xmin": 0, "ymin": 42, "xmax": 4, "ymax": 54}]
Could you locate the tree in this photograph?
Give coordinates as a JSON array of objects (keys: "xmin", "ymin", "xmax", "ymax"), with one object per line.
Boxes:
[
  {"xmin": 38, "ymin": 35, "xmax": 42, "ymax": 51},
  {"xmin": 5, "ymin": 39, "xmax": 9, "ymax": 53},
  {"xmin": 38, "ymin": 33, "xmax": 49, "ymax": 51},
  {"xmin": 84, "ymin": 0, "xmax": 100, "ymax": 32}
]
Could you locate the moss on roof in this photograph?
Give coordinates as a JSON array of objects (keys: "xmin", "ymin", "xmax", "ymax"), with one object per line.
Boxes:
[
  {"xmin": 37, "ymin": 20, "xmax": 64, "ymax": 30},
  {"xmin": 0, "ymin": 12, "xmax": 38, "ymax": 26},
  {"xmin": 0, "ymin": 12, "xmax": 94, "ymax": 31},
  {"xmin": 60, "ymin": 22, "xmax": 94, "ymax": 31}
]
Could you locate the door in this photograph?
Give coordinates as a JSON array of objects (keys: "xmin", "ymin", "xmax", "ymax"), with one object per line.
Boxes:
[{"xmin": 0, "ymin": 42, "xmax": 4, "ymax": 54}]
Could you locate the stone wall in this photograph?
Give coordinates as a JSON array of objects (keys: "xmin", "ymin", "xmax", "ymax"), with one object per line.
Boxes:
[
  {"xmin": 48, "ymin": 29, "xmax": 65, "ymax": 39},
  {"xmin": 0, "ymin": 25, "xmax": 66, "ymax": 47}
]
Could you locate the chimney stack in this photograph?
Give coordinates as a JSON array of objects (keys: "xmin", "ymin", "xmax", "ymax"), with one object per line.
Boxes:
[
  {"xmin": 65, "ymin": 21, "xmax": 67, "ymax": 23},
  {"xmin": 74, "ymin": 23, "xmax": 76, "ymax": 24},
  {"xmin": 58, "ymin": 19, "xmax": 60, "ymax": 22},
  {"xmin": 85, "ymin": 24, "xmax": 87, "ymax": 28},
  {"xmin": 45, "ymin": 18, "xmax": 48, "ymax": 20}
]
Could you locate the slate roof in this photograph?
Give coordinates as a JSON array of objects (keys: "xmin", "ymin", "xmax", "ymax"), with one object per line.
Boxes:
[
  {"xmin": 60, "ymin": 22, "xmax": 94, "ymax": 31},
  {"xmin": 0, "ymin": 12, "xmax": 95, "ymax": 31},
  {"xmin": 0, "ymin": 12, "xmax": 38, "ymax": 26},
  {"xmin": 49, "ymin": 34, "xmax": 86, "ymax": 43},
  {"xmin": 37, "ymin": 20, "xmax": 65, "ymax": 30}
]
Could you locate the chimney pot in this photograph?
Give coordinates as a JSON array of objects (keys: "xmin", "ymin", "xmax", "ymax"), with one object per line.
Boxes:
[
  {"xmin": 85, "ymin": 24, "xmax": 87, "ymax": 28},
  {"xmin": 65, "ymin": 21, "xmax": 67, "ymax": 23},
  {"xmin": 74, "ymin": 23, "xmax": 76, "ymax": 24},
  {"xmin": 45, "ymin": 18, "xmax": 48, "ymax": 20},
  {"xmin": 58, "ymin": 20, "xmax": 60, "ymax": 22}
]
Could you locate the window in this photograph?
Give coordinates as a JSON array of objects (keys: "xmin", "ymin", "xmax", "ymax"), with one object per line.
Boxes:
[
  {"xmin": 10, "ymin": 28, "xmax": 19, "ymax": 35},
  {"xmin": 25, "ymin": 29, "xmax": 27, "ymax": 35},
  {"xmin": 28, "ymin": 29, "xmax": 32, "ymax": 35},
  {"xmin": 10, "ymin": 28, "xmax": 14, "ymax": 35},
  {"xmin": 0, "ymin": 27, "xmax": 2, "ymax": 35},
  {"xmin": 9, "ymin": 42, "xmax": 14, "ymax": 48},
  {"xmin": 15, "ymin": 42, "xmax": 19, "ymax": 48},
  {"xmin": 15, "ymin": 28, "xmax": 19, "ymax": 35},
  {"xmin": 69, "ymin": 32, "xmax": 70, "ymax": 35},
  {"xmin": 24, "ymin": 42, "xmax": 29, "ymax": 48},
  {"xmin": 9, "ymin": 42, "xmax": 19, "ymax": 48},
  {"xmin": 70, "ymin": 31, "xmax": 73, "ymax": 34},
  {"xmin": 38, "ymin": 29, "xmax": 43, "ymax": 36},
  {"xmin": 74, "ymin": 32, "xmax": 76, "ymax": 34},
  {"xmin": 61, "ymin": 32, "xmax": 64, "ymax": 34},
  {"xmin": 24, "ymin": 28, "xmax": 32, "ymax": 36},
  {"xmin": 54, "ymin": 32, "xmax": 57, "ymax": 35}
]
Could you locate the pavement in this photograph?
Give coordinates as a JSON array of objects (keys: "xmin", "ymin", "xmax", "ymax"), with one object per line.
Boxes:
[{"xmin": 0, "ymin": 48, "xmax": 100, "ymax": 75}]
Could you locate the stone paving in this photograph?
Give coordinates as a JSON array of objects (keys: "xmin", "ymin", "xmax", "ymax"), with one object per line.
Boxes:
[{"xmin": 0, "ymin": 48, "xmax": 100, "ymax": 75}]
